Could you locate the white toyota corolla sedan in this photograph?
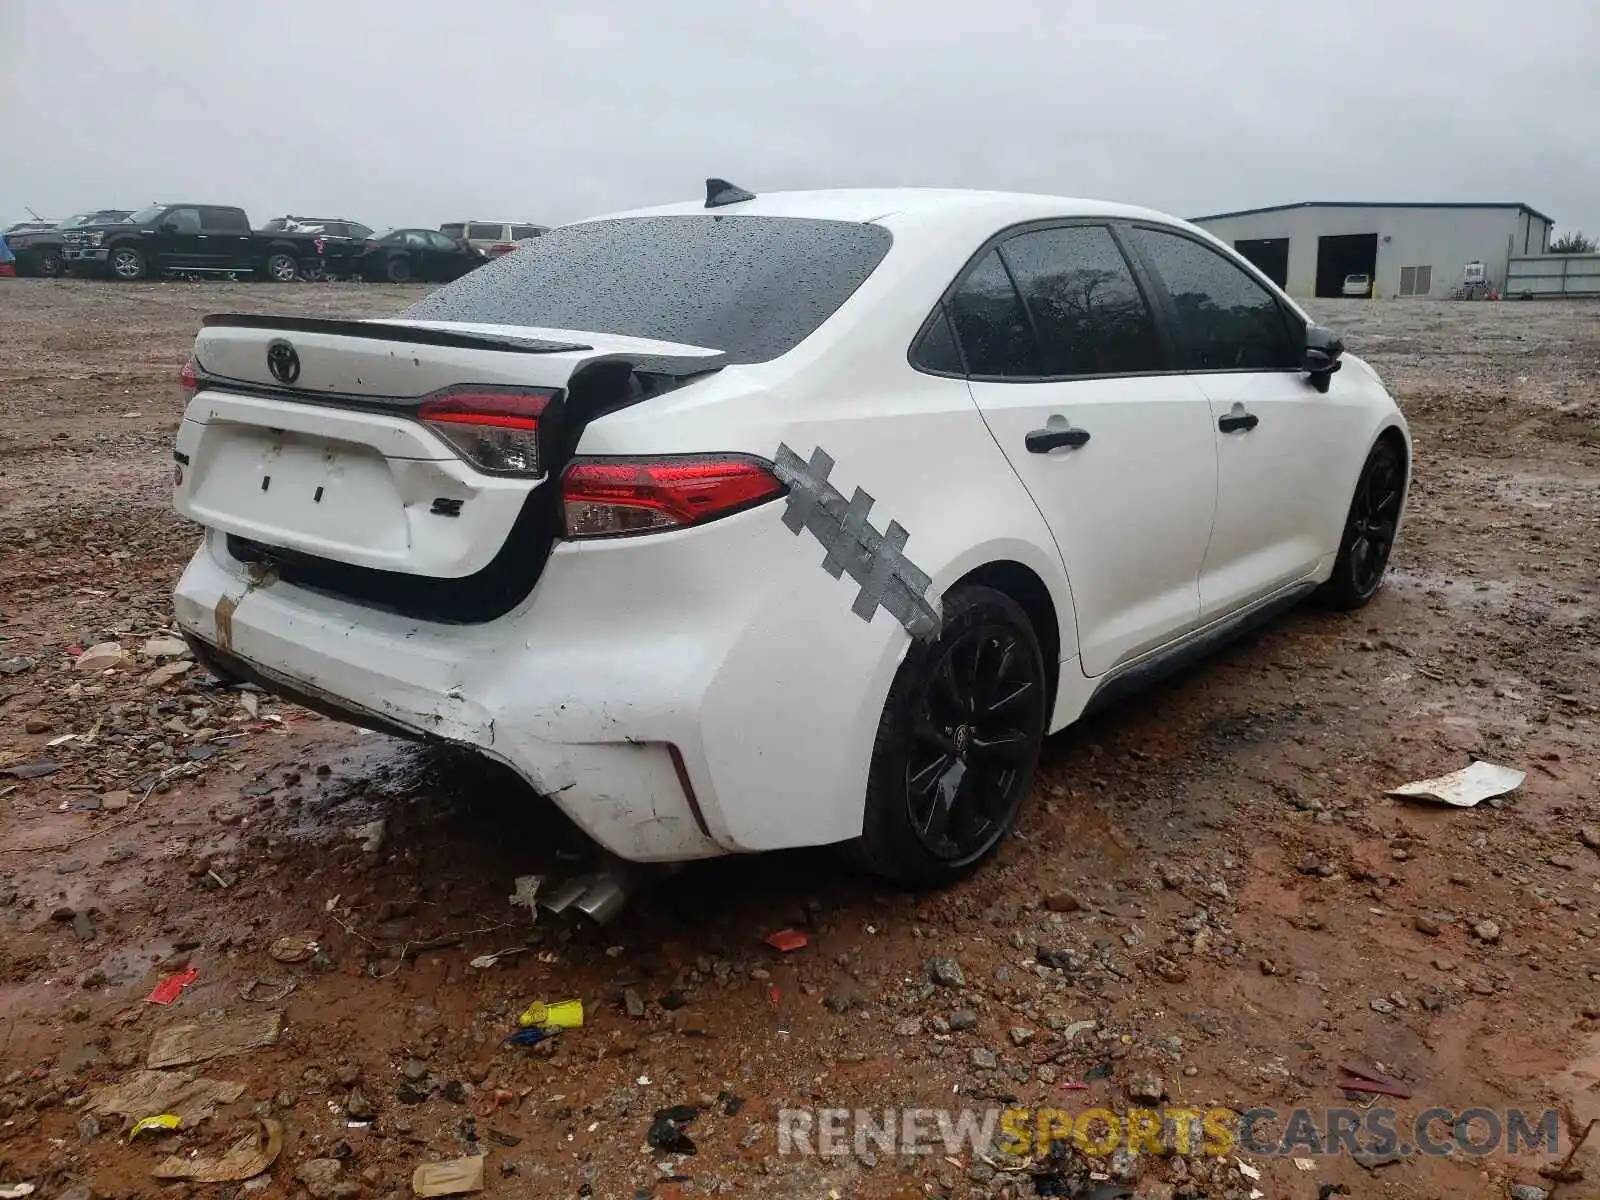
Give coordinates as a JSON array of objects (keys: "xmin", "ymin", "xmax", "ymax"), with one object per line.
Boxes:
[{"xmin": 170, "ymin": 182, "xmax": 1410, "ymax": 889}]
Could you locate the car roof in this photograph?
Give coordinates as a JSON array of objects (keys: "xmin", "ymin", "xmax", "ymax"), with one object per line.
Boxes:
[{"xmin": 584, "ymin": 187, "xmax": 1184, "ymax": 228}]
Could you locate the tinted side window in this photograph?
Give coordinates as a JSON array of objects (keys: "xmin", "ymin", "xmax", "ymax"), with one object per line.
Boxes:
[
  {"xmin": 510, "ymin": 225, "xmax": 539, "ymax": 240},
  {"xmin": 403, "ymin": 231, "xmax": 431, "ymax": 249},
  {"xmin": 403, "ymin": 216, "xmax": 894, "ymax": 366},
  {"xmin": 1000, "ymin": 225, "xmax": 1162, "ymax": 376},
  {"xmin": 427, "ymin": 232, "xmax": 458, "ymax": 252},
  {"xmin": 466, "ymin": 223, "xmax": 504, "ymax": 240},
  {"xmin": 947, "ymin": 249, "xmax": 1038, "ymax": 377},
  {"xmin": 1128, "ymin": 228, "xmax": 1298, "ymax": 370},
  {"xmin": 202, "ymin": 207, "xmax": 249, "ymax": 232},
  {"xmin": 910, "ymin": 304, "xmax": 963, "ymax": 374},
  {"xmin": 166, "ymin": 207, "xmax": 202, "ymax": 234},
  {"xmin": 440, "ymin": 223, "xmax": 466, "ymax": 239}
]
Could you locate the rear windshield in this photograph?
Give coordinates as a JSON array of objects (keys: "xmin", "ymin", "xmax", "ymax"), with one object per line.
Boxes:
[
  {"xmin": 402, "ymin": 215, "xmax": 894, "ymax": 364},
  {"xmin": 466, "ymin": 223, "xmax": 504, "ymax": 240}
]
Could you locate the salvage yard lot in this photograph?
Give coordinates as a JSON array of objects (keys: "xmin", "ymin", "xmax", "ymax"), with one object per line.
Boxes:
[{"xmin": 1, "ymin": 280, "xmax": 1598, "ymax": 1200}]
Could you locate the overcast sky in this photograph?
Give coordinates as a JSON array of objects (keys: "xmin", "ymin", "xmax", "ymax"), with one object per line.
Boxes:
[{"xmin": 3, "ymin": 0, "xmax": 1597, "ymax": 235}]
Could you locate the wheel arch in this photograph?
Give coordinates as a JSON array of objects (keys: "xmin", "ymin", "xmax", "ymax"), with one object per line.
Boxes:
[{"xmin": 943, "ymin": 555, "xmax": 1072, "ymax": 728}]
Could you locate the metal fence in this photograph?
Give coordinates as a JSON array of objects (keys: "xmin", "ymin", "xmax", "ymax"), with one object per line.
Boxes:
[{"xmin": 1505, "ymin": 254, "xmax": 1600, "ymax": 298}]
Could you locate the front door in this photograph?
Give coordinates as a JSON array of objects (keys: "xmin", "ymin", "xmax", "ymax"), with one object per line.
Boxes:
[
  {"xmin": 951, "ymin": 225, "xmax": 1219, "ymax": 678},
  {"xmin": 1121, "ymin": 225, "xmax": 1368, "ymax": 619},
  {"xmin": 158, "ymin": 207, "xmax": 208, "ymax": 270}
]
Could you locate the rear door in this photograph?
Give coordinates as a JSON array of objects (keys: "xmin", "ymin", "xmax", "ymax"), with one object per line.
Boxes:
[
  {"xmin": 953, "ymin": 223, "xmax": 1218, "ymax": 677},
  {"xmin": 200, "ymin": 206, "xmax": 255, "ymax": 270},
  {"xmin": 1123, "ymin": 225, "xmax": 1366, "ymax": 618}
]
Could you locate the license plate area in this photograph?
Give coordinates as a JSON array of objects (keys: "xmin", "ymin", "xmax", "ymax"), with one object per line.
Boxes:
[{"xmin": 190, "ymin": 424, "xmax": 409, "ymax": 557}]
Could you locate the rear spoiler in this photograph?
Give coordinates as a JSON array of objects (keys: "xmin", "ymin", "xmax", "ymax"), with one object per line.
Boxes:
[
  {"xmin": 199, "ymin": 313, "xmax": 729, "ymax": 378},
  {"xmin": 200, "ymin": 313, "xmax": 593, "ymax": 356}
]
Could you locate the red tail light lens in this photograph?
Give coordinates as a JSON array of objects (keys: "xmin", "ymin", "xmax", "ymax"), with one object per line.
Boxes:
[
  {"xmin": 180, "ymin": 357, "xmax": 197, "ymax": 393},
  {"xmin": 418, "ymin": 387, "xmax": 555, "ymax": 477},
  {"xmin": 562, "ymin": 456, "xmax": 786, "ymax": 539}
]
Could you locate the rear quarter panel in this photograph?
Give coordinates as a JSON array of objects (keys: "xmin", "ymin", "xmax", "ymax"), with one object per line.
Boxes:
[{"xmin": 568, "ymin": 219, "xmax": 1079, "ymax": 851}]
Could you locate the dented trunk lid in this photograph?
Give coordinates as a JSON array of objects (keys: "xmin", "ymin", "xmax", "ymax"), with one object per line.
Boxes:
[{"xmin": 175, "ymin": 315, "xmax": 723, "ymax": 608}]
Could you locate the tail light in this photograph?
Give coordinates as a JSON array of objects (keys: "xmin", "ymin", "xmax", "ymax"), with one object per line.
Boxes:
[
  {"xmin": 489, "ymin": 243, "xmax": 516, "ymax": 257},
  {"xmin": 180, "ymin": 357, "xmax": 197, "ymax": 394},
  {"xmin": 561, "ymin": 456, "xmax": 786, "ymax": 539},
  {"xmin": 418, "ymin": 387, "xmax": 555, "ymax": 476}
]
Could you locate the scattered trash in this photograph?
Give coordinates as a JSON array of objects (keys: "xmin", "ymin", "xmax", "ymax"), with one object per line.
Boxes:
[
  {"xmin": 1237, "ymin": 1158, "xmax": 1262, "ymax": 1180},
  {"xmin": 1293, "ymin": 1158, "xmax": 1317, "ymax": 1171},
  {"xmin": 0, "ymin": 760, "xmax": 61, "ymax": 780},
  {"xmin": 768, "ymin": 985, "xmax": 790, "ymax": 1035},
  {"xmin": 1388, "ymin": 760, "xmax": 1525, "ymax": 808},
  {"xmin": 349, "ymin": 818, "xmax": 386, "ymax": 854},
  {"xmin": 90, "ymin": 1069, "xmax": 245, "ymax": 1129},
  {"xmin": 152, "ymin": 1117, "xmax": 283, "ymax": 1182},
  {"xmin": 147, "ymin": 1010, "xmax": 283, "ymax": 1069},
  {"xmin": 146, "ymin": 965, "xmax": 199, "ymax": 1005},
  {"xmin": 238, "ymin": 691, "xmax": 260, "ymax": 718},
  {"xmin": 508, "ymin": 874, "xmax": 543, "ymax": 920},
  {"xmin": 1337, "ymin": 1061, "xmax": 1413, "ymax": 1099},
  {"xmin": 240, "ymin": 976, "xmax": 296, "ymax": 1003},
  {"xmin": 1061, "ymin": 1081, "xmax": 1089, "ymax": 1091},
  {"xmin": 44, "ymin": 733, "xmax": 80, "ymax": 748},
  {"xmin": 269, "ymin": 935, "xmax": 318, "ymax": 964},
  {"xmin": 517, "ymin": 999, "xmax": 583, "ymax": 1031},
  {"xmin": 0, "ymin": 656, "xmax": 37, "ymax": 675},
  {"xmin": 412, "ymin": 1155, "xmax": 485, "ymax": 1197},
  {"xmin": 0, "ymin": 1184, "xmax": 37, "ymax": 1198},
  {"xmin": 1061, "ymin": 1019, "xmax": 1098, "ymax": 1042},
  {"xmin": 469, "ymin": 947, "xmax": 526, "ymax": 970},
  {"xmin": 763, "ymin": 928, "xmax": 808, "ymax": 953},
  {"xmin": 503, "ymin": 1028, "xmax": 553, "ymax": 1047},
  {"xmin": 647, "ymin": 1105, "xmax": 700, "ymax": 1155},
  {"xmin": 129, "ymin": 1113, "xmax": 182, "ymax": 1140}
]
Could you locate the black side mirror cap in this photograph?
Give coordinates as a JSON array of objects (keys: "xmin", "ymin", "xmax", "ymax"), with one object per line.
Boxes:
[{"xmin": 1304, "ymin": 324, "xmax": 1345, "ymax": 394}]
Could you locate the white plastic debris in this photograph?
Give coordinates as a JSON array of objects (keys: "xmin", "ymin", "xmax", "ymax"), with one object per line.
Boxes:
[
  {"xmin": 1388, "ymin": 760, "xmax": 1526, "ymax": 808},
  {"xmin": 509, "ymin": 875, "xmax": 543, "ymax": 921},
  {"xmin": 1236, "ymin": 1158, "xmax": 1262, "ymax": 1180},
  {"xmin": 0, "ymin": 1185, "xmax": 38, "ymax": 1198}
]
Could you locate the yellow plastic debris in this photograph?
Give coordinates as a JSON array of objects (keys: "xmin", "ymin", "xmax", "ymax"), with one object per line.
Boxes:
[
  {"xmin": 129, "ymin": 1113, "xmax": 182, "ymax": 1140},
  {"xmin": 516, "ymin": 999, "xmax": 583, "ymax": 1030}
]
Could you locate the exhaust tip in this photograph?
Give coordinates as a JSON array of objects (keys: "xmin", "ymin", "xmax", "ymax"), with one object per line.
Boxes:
[{"xmin": 572, "ymin": 874, "xmax": 629, "ymax": 926}]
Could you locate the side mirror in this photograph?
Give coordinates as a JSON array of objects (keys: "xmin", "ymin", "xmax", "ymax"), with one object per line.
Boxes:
[
  {"xmin": 159, "ymin": 221, "xmax": 179, "ymax": 234},
  {"xmin": 1304, "ymin": 324, "xmax": 1344, "ymax": 394}
]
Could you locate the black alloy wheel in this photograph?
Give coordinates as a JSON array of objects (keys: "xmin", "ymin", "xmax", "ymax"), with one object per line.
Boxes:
[
  {"xmin": 1319, "ymin": 439, "xmax": 1403, "ymax": 609},
  {"xmin": 854, "ymin": 584, "xmax": 1047, "ymax": 887}
]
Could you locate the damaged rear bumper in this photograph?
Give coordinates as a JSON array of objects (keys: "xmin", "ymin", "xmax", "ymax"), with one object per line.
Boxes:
[{"xmin": 172, "ymin": 536, "xmax": 727, "ymax": 863}]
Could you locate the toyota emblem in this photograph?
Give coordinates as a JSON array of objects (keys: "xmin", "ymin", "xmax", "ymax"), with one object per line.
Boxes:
[{"xmin": 266, "ymin": 339, "xmax": 301, "ymax": 385}]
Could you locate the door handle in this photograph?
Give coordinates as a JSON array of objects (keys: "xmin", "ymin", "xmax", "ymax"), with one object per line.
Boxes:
[
  {"xmin": 1218, "ymin": 412, "xmax": 1259, "ymax": 433},
  {"xmin": 1025, "ymin": 427, "xmax": 1090, "ymax": 453}
]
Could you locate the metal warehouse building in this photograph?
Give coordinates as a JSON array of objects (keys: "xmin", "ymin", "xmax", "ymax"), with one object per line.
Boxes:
[{"xmin": 1190, "ymin": 201, "xmax": 1553, "ymax": 299}]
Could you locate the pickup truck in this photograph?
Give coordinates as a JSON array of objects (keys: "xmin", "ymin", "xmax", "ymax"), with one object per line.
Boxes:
[{"xmin": 62, "ymin": 204, "xmax": 359, "ymax": 282}]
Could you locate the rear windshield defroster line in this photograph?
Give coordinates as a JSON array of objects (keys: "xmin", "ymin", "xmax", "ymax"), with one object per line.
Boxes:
[{"xmin": 399, "ymin": 215, "xmax": 894, "ymax": 366}]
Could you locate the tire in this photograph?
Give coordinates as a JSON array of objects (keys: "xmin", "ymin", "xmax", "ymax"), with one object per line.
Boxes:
[
  {"xmin": 852, "ymin": 584, "xmax": 1048, "ymax": 888},
  {"xmin": 1316, "ymin": 438, "xmax": 1404, "ymax": 611},
  {"xmin": 265, "ymin": 252, "xmax": 299, "ymax": 283},
  {"xmin": 108, "ymin": 245, "xmax": 146, "ymax": 281},
  {"xmin": 36, "ymin": 247, "xmax": 63, "ymax": 278},
  {"xmin": 385, "ymin": 256, "xmax": 412, "ymax": 283}
]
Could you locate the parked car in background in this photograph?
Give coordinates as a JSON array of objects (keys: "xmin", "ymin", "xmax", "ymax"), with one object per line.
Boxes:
[
  {"xmin": 440, "ymin": 220, "xmax": 547, "ymax": 258},
  {"xmin": 0, "ymin": 233, "xmax": 15, "ymax": 277},
  {"xmin": 1341, "ymin": 273, "xmax": 1372, "ymax": 298},
  {"xmin": 10, "ymin": 210, "xmax": 131, "ymax": 277},
  {"xmin": 355, "ymin": 228, "xmax": 486, "ymax": 282},
  {"xmin": 169, "ymin": 183, "xmax": 1408, "ymax": 891},
  {"xmin": 62, "ymin": 204, "xmax": 359, "ymax": 281}
]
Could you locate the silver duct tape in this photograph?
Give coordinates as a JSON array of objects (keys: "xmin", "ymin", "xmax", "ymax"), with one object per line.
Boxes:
[{"xmin": 773, "ymin": 443, "xmax": 941, "ymax": 640}]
